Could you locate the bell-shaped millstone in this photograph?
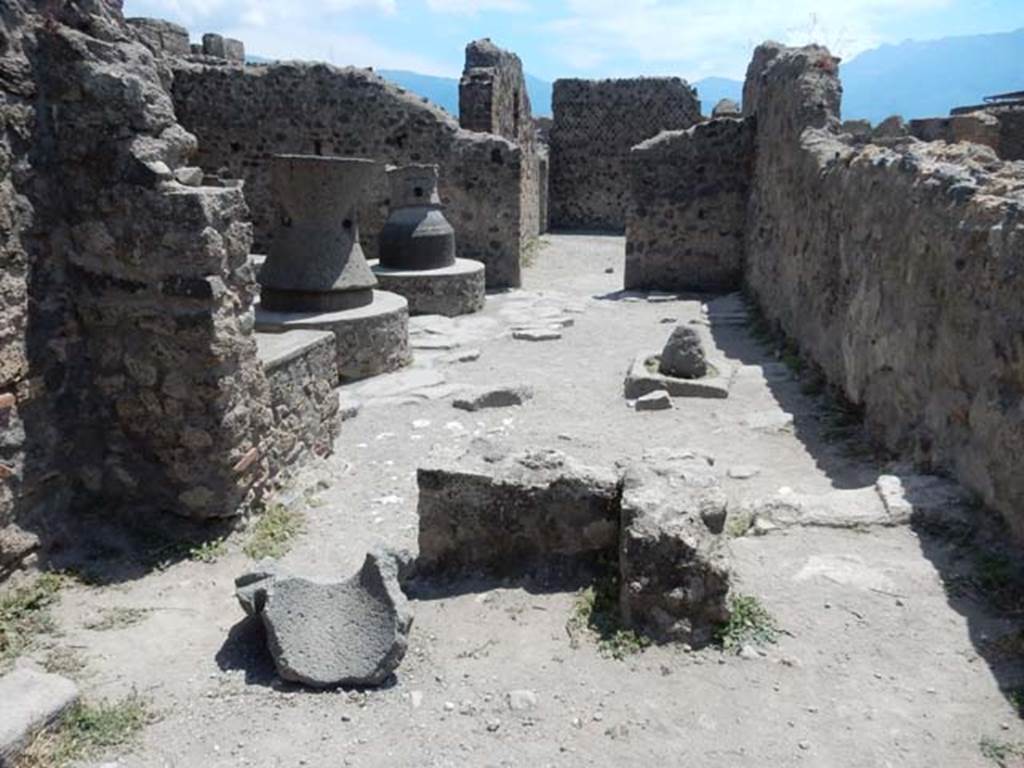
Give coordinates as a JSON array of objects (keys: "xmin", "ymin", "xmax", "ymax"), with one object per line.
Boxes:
[
  {"xmin": 378, "ymin": 163, "xmax": 456, "ymax": 271},
  {"xmin": 259, "ymin": 155, "xmax": 380, "ymax": 313}
]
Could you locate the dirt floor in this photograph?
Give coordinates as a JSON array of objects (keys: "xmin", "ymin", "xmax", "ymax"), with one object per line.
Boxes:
[{"xmin": 22, "ymin": 234, "xmax": 1024, "ymax": 767}]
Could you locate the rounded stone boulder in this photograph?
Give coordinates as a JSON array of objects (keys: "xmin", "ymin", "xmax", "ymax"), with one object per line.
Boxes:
[{"xmin": 659, "ymin": 325, "xmax": 708, "ymax": 379}]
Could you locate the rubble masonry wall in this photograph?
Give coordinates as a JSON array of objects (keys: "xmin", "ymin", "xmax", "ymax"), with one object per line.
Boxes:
[
  {"xmin": 743, "ymin": 43, "xmax": 1024, "ymax": 537},
  {"xmin": 549, "ymin": 78, "xmax": 701, "ymax": 231},
  {"xmin": 172, "ymin": 62, "xmax": 526, "ymax": 289},
  {"xmin": 459, "ymin": 38, "xmax": 542, "ymax": 242},
  {"xmin": 624, "ymin": 117, "xmax": 755, "ymax": 292},
  {"xmin": 1, "ymin": 1, "xmax": 288, "ymax": 574}
]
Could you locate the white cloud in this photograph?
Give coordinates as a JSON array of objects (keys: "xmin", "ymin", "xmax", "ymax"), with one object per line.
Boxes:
[
  {"xmin": 547, "ymin": 0, "xmax": 952, "ymax": 78},
  {"xmin": 123, "ymin": 0, "xmax": 456, "ymax": 74},
  {"xmin": 425, "ymin": 0, "xmax": 529, "ymax": 14}
]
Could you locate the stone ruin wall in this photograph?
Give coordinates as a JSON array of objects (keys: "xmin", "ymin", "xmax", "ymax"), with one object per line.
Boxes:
[
  {"xmin": 624, "ymin": 117, "xmax": 755, "ymax": 291},
  {"xmin": 0, "ymin": 1, "xmax": 317, "ymax": 572},
  {"xmin": 171, "ymin": 61, "xmax": 525, "ymax": 289},
  {"xmin": 742, "ymin": 43, "xmax": 1024, "ymax": 537},
  {"xmin": 910, "ymin": 105, "xmax": 1024, "ymax": 162},
  {"xmin": 549, "ymin": 78, "xmax": 701, "ymax": 231},
  {"xmin": 459, "ymin": 38, "xmax": 544, "ymax": 238}
]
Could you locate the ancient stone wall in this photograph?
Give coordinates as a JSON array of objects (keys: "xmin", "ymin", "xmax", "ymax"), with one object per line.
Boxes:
[
  {"xmin": 549, "ymin": 78, "xmax": 701, "ymax": 231},
  {"xmin": 172, "ymin": 62, "xmax": 525, "ymax": 289},
  {"xmin": 625, "ymin": 118, "xmax": 755, "ymax": 292},
  {"xmin": 459, "ymin": 38, "xmax": 541, "ymax": 242},
  {"xmin": 743, "ymin": 43, "xmax": 1024, "ymax": 537},
  {"xmin": 0, "ymin": 0, "xmax": 284, "ymax": 572},
  {"xmin": 258, "ymin": 331, "xmax": 340, "ymax": 471}
]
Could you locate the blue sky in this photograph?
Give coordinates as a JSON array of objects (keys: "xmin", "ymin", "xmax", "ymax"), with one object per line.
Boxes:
[{"xmin": 123, "ymin": 0, "xmax": 1024, "ymax": 81}]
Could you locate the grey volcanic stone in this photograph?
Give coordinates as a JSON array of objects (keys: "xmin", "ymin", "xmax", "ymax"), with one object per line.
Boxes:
[
  {"xmin": 235, "ymin": 559, "xmax": 287, "ymax": 617},
  {"xmin": 453, "ymin": 384, "xmax": 534, "ymax": 411},
  {"xmin": 659, "ymin": 326, "xmax": 708, "ymax": 379},
  {"xmin": 635, "ymin": 390, "xmax": 672, "ymax": 411},
  {"xmin": 619, "ymin": 452, "xmax": 732, "ymax": 647},
  {"xmin": 416, "ymin": 442, "xmax": 620, "ymax": 576},
  {"xmin": 238, "ymin": 549, "xmax": 413, "ymax": 688},
  {"xmin": 0, "ymin": 668, "xmax": 79, "ymax": 764}
]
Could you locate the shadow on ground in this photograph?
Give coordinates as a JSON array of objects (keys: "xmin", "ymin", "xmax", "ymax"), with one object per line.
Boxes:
[{"xmin": 705, "ymin": 290, "xmax": 1024, "ymax": 723}]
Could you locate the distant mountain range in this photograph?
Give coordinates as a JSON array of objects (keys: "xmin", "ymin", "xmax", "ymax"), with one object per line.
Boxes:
[
  {"xmin": 378, "ymin": 69, "xmax": 552, "ymax": 117},
  {"xmin": 253, "ymin": 28, "xmax": 1024, "ymax": 125}
]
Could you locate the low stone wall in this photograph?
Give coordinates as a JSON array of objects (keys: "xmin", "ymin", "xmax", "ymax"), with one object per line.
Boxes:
[
  {"xmin": 625, "ymin": 117, "xmax": 755, "ymax": 291},
  {"xmin": 171, "ymin": 61, "xmax": 525, "ymax": 289},
  {"xmin": 549, "ymin": 78, "xmax": 701, "ymax": 231},
  {"xmin": 257, "ymin": 331, "xmax": 340, "ymax": 473},
  {"xmin": 743, "ymin": 43, "xmax": 1024, "ymax": 537}
]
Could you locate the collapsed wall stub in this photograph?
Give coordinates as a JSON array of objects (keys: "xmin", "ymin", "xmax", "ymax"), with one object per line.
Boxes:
[
  {"xmin": 742, "ymin": 42, "xmax": 1024, "ymax": 537},
  {"xmin": 549, "ymin": 78, "xmax": 701, "ymax": 231},
  {"xmin": 171, "ymin": 60, "xmax": 525, "ymax": 289},
  {"xmin": 459, "ymin": 38, "xmax": 543, "ymax": 240},
  {"xmin": 0, "ymin": 2, "xmax": 346, "ymax": 575},
  {"xmin": 415, "ymin": 442, "xmax": 733, "ymax": 646}
]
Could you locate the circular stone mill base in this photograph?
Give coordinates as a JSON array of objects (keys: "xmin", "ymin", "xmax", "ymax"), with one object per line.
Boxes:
[
  {"xmin": 368, "ymin": 258, "xmax": 485, "ymax": 317},
  {"xmin": 255, "ymin": 290, "xmax": 411, "ymax": 381}
]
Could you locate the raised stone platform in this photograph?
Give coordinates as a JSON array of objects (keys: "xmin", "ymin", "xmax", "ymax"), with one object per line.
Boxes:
[
  {"xmin": 256, "ymin": 329, "xmax": 341, "ymax": 470},
  {"xmin": 624, "ymin": 351, "xmax": 734, "ymax": 400},
  {"xmin": 369, "ymin": 258, "xmax": 485, "ymax": 317},
  {"xmin": 256, "ymin": 290, "xmax": 411, "ymax": 382}
]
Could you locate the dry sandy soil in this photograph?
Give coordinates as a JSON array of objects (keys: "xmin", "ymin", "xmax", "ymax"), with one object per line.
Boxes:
[{"xmin": 21, "ymin": 234, "xmax": 1024, "ymax": 767}]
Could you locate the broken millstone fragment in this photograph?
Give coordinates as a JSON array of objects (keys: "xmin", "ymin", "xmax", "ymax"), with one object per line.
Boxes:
[
  {"xmin": 635, "ymin": 390, "xmax": 672, "ymax": 411},
  {"xmin": 658, "ymin": 326, "xmax": 708, "ymax": 379},
  {"xmin": 618, "ymin": 453, "xmax": 732, "ymax": 647},
  {"xmin": 452, "ymin": 384, "xmax": 534, "ymax": 411},
  {"xmin": 235, "ymin": 548, "xmax": 413, "ymax": 688}
]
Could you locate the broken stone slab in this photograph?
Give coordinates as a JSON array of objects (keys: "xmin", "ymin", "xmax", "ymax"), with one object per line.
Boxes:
[
  {"xmin": 659, "ymin": 326, "xmax": 708, "ymax": 380},
  {"xmin": 635, "ymin": 390, "xmax": 672, "ymax": 411},
  {"xmin": 0, "ymin": 668, "xmax": 79, "ymax": 765},
  {"xmin": 727, "ymin": 465, "xmax": 761, "ymax": 480},
  {"xmin": 875, "ymin": 473, "xmax": 974, "ymax": 530},
  {"xmin": 235, "ymin": 548, "xmax": 413, "ymax": 688},
  {"xmin": 618, "ymin": 453, "xmax": 732, "ymax": 647},
  {"xmin": 416, "ymin": 441, "xmax": 620, "ymax": 577},
  {"xmin": 438, "ymin": 348, "xmax": 481, "ymax": 365},
  {"xmin": 737, "ymin": 487, "xmax": 893, "ymax": 535},
  {"xmin": 453, "ymin": 385, "xmax": 534, "ymax": 411},
  {"xmin": 512, "ymin": 328, "xmax": 562, "ymax": 342}
]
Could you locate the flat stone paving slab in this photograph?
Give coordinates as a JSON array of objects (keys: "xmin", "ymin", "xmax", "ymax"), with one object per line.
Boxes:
[{"xmin": 0, "ymin": 668, "xmax": 79, "ymax": 765}]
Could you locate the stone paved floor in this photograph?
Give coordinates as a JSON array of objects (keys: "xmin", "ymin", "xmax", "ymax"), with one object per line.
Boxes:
[{"xmin": 33, "ymin": 234, "xmax": 1024, "ymax": 767}]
